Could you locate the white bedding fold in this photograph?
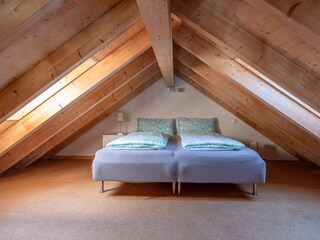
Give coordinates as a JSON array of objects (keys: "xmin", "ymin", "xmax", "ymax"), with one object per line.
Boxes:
[{"xmin": 180, "ymin": 133, "xmax": 245, "ymax": 150}]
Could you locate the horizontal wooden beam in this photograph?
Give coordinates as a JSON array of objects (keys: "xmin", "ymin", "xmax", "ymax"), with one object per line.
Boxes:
[
  {"xmin": 0, "ymin": 29, "xmax": 151, "ymax": 160},
  {"xmin": 171, "ymin": 0, "xmax": 320, "ymax": 112},
  {"xmin": 0, "ymin": 0, "xmax": 141, "ymax": 124},
  {"xmin": 137, "ymin": 0, "xmax": 174, "ymax": 87},
  {"xmin": 174, "ymin": 45, "xmax": 320, "ymax": 164},
  {"xmin": 14, "ymin": 59, "xmax": 161, "ymax": 168},
  {"xmin": 243, "ymin": 0, "xmax": 320, "ymax": 51},
  {"xmin": 172, "ymin": 19, "xmax": 320, "ymax": 138}
]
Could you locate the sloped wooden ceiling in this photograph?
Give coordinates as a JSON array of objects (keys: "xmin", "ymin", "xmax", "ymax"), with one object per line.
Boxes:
[
  {"xmin": 0, "ymin": 0, "xmax": 319, "ymax": 173},
  {"xmin": 0, "ymin": 0, "xmax": 139, "ymax": 123},
  {"xmin": 171, "ymin": 0, "xmax": 320, "ymax": 164}
]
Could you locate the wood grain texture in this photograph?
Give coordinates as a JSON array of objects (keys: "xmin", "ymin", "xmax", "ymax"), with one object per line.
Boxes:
[
  {"xmin": 171, "ymin": 0, "xmax": 320, "ymax": 113},
  {"xmin": 0, "ymin": 0, "xmax": 121, "ymax": 89},
  {"xmin": 172, "ymin": 19, "xmax": 320, "ymax": 138},
  {"xmin": 203, "ymin": 0, "xmax": 320, "ymax": 79},
  {"xmin": 0, "ymin": 0, "xmax": 50, "ymax": 40},
  {"xmin": 174, "ymin": 46, "xmax": 320, "ymax": 164},
  {"xmin": 137, "ymin": 0, "xmax": 174, "ymax": 87},
  {"xmin": 14, "ymin": 60, "xmax": 160, "ymax": 168},
  {"xmin": 0, "ymin": 0, "xmax": 140, "ymax": 124},
  {"xmin": 0, "ymin": 29, "xmax": 151, "ymax": 162},
  {"xmin": 0, "ymin": 120, "xmax": 17, "ymax": 133},
  {"xmin": 244, "ymin": 0, "xmax": 320, "ymax": 50}
]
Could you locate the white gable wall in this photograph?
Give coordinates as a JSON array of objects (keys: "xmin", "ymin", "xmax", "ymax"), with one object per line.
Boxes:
[{"xmin": 57, "ymin": 76, "xmax": 297, "ymax": 160}]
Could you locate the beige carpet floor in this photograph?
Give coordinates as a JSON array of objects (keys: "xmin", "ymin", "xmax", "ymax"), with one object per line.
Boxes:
[{"xmin": 0, "ymin": 159, "xmax": 319, "ymax": 240}]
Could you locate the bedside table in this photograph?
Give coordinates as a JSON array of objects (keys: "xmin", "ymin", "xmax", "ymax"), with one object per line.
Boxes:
[{"xmin": 102, "ymin": 134, "xmax": 124, "ymax": 147}]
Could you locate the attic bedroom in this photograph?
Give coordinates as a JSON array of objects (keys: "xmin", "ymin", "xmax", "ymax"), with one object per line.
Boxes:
[{"xmin": 0, "ymin": 0, "xmax": 319, "ymax": 239}]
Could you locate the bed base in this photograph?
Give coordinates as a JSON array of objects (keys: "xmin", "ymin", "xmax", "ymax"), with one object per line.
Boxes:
[
  {"xmin": 99, "ymin": 181, "xmax": 257, "ymax": 195},
  {"xmin": 99, "ymin": 181, "xmax": 177, "ymax": 194},
  {"xmin": 177, "ymin": 182, "xmax": 258, "ymax": 196}
]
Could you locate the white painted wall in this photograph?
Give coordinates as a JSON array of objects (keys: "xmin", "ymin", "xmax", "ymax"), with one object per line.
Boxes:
[{"xmin": 57, "ymin": 76, "xmax": 297, "ymax": 160}]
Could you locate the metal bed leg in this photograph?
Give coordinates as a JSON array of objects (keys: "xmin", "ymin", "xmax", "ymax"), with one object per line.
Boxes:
[
  {"xmin": 99, "ymin": 181, "xmax": 105, "ymax": 193},
  {"xmin": 178, "ymin": 182, "xmax": 181, "ymax": 195},
  {"xmin": 252, "ymin": 183, "xmax": 258, "ymax": 196},
  {"xmin": 172, "ymin": 182, "xmax": 176, "ymax": 194}
]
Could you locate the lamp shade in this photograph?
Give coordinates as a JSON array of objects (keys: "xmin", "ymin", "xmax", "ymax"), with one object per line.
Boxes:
[{"xmin": 117, "ymin": 112, "xmax": 124, "ymax": 122}]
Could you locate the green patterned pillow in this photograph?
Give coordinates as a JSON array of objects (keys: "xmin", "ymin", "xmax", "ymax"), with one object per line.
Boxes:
[
  {"xmin": 137, "ymin": 118, "xmax": 175, "ymax": 136},
  {"xmin": 177, "ymin": 117, "xmax": 215, "ymax": 134}
]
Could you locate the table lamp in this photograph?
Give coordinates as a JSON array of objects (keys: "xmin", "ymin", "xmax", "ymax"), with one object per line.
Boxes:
[{"xmin": 117, "ymin": 112, "xmax": 124, "ymax": 135}]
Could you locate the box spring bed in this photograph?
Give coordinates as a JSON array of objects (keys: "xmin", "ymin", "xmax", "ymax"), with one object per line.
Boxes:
[{"xmin": 92, "ymin": 136, "xmax": 266, "ymax": 195}]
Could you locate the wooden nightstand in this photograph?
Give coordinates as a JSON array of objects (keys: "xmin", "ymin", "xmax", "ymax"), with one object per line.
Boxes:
[{"xmin": 102, "ymin": 134, "xmax": 124, "ymax": 147}]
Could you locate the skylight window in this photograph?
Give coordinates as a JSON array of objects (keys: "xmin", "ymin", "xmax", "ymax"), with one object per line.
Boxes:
[
  {"xmin": 235, "ymin": 58, "xmax": 320, "ymax": 118},
  {"xmin": 8, "ymin": 58, "xmax": 97, "ymax": 121}
]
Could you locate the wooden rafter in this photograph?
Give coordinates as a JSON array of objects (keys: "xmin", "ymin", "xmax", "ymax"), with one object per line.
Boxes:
[
  {"xmin": 0, "ymin": 120, "xmax": 16, "ymax": 133},
  {"xmin": 172, "ymin": 19, "xmax": 320, "ymax": 138},
  {"xmin": 174, "ymin": 46, "xmax": 320, "ymax": 164},
  {"xmin": 0, "ymin": 29, "xmax": 151, "ymax": 163},
  {"xmin": 7, "ymin": 52, "xmax": 160, "ymax": 170},
  {"xmin": 243, "ymin": 0, "xmax": 320, "ymax": 50},
  {"xmin": 171, "ymin": 0, "xmax": 320, "ymax": 113},
  {"xmin": 0, "ymin": 0, "xmax": 64, "ymax": 52},
  {"xmin": 0, "ymin": 0, "xmax": 141, "ymax": 124},
  {"xmin": 19, "ymin": 73, "xmax": 161, "ymax": 166},
  {"xmin": 137, "ymin": 0, "xmax": 174, "ymax": 87}
]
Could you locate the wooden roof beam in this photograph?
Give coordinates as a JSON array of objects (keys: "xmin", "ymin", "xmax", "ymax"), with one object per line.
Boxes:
[
  {"xmin": 0, "ymin": 29, "xmax": 151, "ymax": 162},
  {"xmin": 137, "ymin": 0, "xmax": 174, "ymax": 87},
  {"xmin": 174, "ymin": 46, "xmax": 320, "ymax": 164},
  {"xmin": 8, "ymin": 52, "xmax": 160, "ymax": 169},
  {"xmin": 0, "ymin": 0, "xmax": 64, "ymax": 52},
  {"xmin": 244, "ymin": 0, "xmax": 320, "ymax": 50},
  {"xmin": 25, "ymin": 72, "xmax": 161, "ymax": 165},
  {"xmin": 171, "ymin": 0, "xmax": 320, "ymax": 113},
  {"xmin": 172, "ymin": 19, "xmax": 320, "ymax": 138},
  {"xmin": 19, "ymin": 72, "xmax": 161, "ymax": 166},
  {"xmin": 0, "ymin": 0, "xmax": 141, "ymax": 124}
]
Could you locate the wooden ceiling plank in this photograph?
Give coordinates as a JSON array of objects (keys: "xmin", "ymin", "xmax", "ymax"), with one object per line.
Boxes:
[
  {"xmin": 243, "ymin": 0, "xmax": 320, "ymax": 50},
  {"xmin": 0, "ymin": 0, "xmax": 141, "ymax": 124},
  {"xmin": 172, "ymin": 20, "xmax": 320, "ymax": 138},
  {"xmin": 136, "ymin": 0, "xmax": 174, "ymax": 87},
  {"xmin": 0, "ymin": 0, "xmax": 63, "ymax": 51},
  {"xmin": 175, "ymin": 68, "xmax": 306, "ymax": 161},
  {"xmin": 203, "ymin": 0, "xmax": 320, "ymax": 79},
  {"xmin": 19, "ymin": 73, "xmax": 161, "ymax": 166},
  {"xmin": 0, "ymin": 29, "xmax": 151, "ymax": 159},
  {"xmin": 171, "ymin": 1, "xmax": 320, "ymax": 113},
  {"xmin": 93, "ymin": 18, "xmax": 145, "ymax": 61},
  {"xmin": 175, "ymin": 62, "xmax": 317, "ymax": 163},
  {"xmin": 0, "ymin": 120, "xmax": 17, "ymax": 133},
  {"xmin": 174, "ymin": 46, "xmax": 320, "ymax": 164},
  {"xmin": 306, "ymin": 0, "xmax": 320, "ymax": 13},
  {"xmin": 10, "ymin": 60, "xmax": 160, "ymax": 169}
]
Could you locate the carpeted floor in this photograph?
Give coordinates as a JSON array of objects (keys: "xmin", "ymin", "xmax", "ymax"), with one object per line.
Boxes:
[{"xmin": 0, "ymin": 159, "xmax": 319, "ymax": 240}]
